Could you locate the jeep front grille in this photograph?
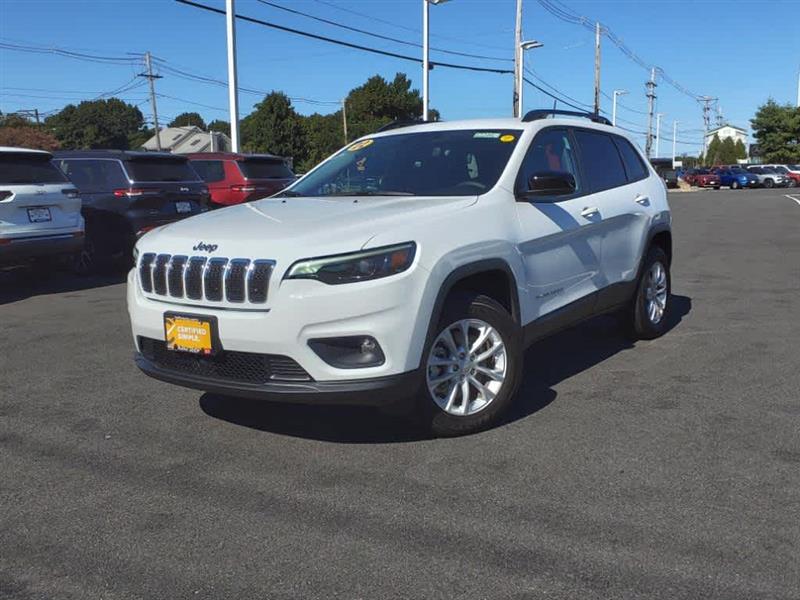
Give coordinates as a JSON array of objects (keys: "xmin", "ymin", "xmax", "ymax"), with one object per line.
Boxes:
[{"xmin": 138, "ymin": 253, "xmax": 275, "ymax": 304}]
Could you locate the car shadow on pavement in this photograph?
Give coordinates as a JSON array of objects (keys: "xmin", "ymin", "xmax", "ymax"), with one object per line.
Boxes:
[
  {"xmin": 0, "ymin": 267, "xmax": 126, "ymax": 305},
  {"xmin": 200, "ymin": 295, "xmax": 692, "ymax": 444}
]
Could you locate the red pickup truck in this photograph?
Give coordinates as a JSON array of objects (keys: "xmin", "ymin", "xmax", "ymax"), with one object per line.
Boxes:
[{"xmin": 187, "ymin": 153, "xmax": 297, "ymax": 207}]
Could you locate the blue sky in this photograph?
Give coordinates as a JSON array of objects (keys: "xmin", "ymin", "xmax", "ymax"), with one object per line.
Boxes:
[{"xmin": 1, "ymin": 0, "xmax": 798, "ymax": 157}]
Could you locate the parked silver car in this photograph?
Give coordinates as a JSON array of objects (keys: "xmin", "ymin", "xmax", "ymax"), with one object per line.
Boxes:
[{"xmin": 746, "ymin": 166, "xmax": 787, "ymax": 188}]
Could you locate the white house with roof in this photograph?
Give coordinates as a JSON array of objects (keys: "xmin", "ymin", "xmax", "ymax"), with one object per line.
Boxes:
[
  {"xmin": 704, "ymin": 124, "xmax": 748, "ymax": 157},
  {"xmin": 140, "ymin": 126, "xmax": 231, "ymax": 154}
]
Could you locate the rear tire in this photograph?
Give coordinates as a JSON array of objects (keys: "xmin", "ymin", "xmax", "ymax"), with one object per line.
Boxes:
[
  {"xmin": 627, "ymin": 246, "xmax": 671, "ymax": 340},
  {"xmin": 418, "ymin": 292, "xmax": 522, "ymax": 437},
  {"xmin": 731, "ymin": 180, "xmax": 740, "ymax": 190}
]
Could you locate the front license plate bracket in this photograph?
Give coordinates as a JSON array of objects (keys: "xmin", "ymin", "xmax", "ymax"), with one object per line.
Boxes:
[{"xmin": 164, "ymin": 312, "xmax": 220, "ymax": 355}]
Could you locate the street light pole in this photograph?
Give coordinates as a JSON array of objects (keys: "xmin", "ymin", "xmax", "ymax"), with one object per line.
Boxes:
[
  {"xmin": 672, "ymin": 120, "xmax": 678, "ymax": 168},
  {"xmin": 655, "ymin": 113, "xmax": 663, "ymax": 158},
  {"xmin": 611, "ymin": 89, "xmax": 627, "ymax": 126},
  {"xmin": 422, "ymin": 0, "xmax": 450, "ymax": 121},
  {"xmin": 593, "ymin": 22, "xmax": 601, "ymax": 115},
  {"xmin": 226, "ymin": 0, "xmax": 240, "ymax": 152},
  {"xmin": 513, "ymin": 0, "xmax": 523, "ymax": 118},
  {"xmin": 518, "ymin": 40, "xmax": 543, "ymax": 117}
]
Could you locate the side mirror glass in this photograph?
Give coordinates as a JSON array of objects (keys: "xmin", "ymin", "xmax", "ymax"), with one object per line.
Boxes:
[{"xmin": 521, "ymin": 171, "xmax": 576, "ymax": 199}]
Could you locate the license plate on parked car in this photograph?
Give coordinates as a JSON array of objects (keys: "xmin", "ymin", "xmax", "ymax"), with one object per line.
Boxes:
[
  {"xmin": 164, "ymin": 313, "xmax": 217, "ymax": 354},
  {"xmin": 27, "ymin": 207, "xmax": 51, "ymax": 223},
  {"xmin": 175, "ymin": 201, "xmax": 192, "ymax": 213}
]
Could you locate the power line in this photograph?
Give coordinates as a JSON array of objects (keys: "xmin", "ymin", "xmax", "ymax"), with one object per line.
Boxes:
[
  {"xmin": 0, "ymin": 39, "xmax": 141, "ymax": 65},
  {"xmin": 254, "ymin": 0, "xmax": 511, "ymax": 63},
  {"xmin": 174, "ymin": 0, "xmax": 514, "ymax": 76}
]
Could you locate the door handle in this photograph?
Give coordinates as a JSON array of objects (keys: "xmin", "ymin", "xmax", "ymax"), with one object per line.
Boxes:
[
  {"xmin": 580, "ymin": 206, "xmax": 600, "ymax": 218},
  {"xmin": 635, "ymin": 195, "xmax": 650, "ymax": 205}
]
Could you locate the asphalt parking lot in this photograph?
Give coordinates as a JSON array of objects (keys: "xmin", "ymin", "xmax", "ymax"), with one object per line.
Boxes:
[{"xmin": 1, "ymin": 188, "xmax": 799, "ymax": 599}]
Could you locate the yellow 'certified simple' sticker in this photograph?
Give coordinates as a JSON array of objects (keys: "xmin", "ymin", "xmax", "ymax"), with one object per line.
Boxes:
[
  {"xmin": 348, "ymin": 139, "xmax": 374, "ymax": 152},
  {"xmin": 499, "ymin": 134, "xmax": 516, "ymax": 143}
]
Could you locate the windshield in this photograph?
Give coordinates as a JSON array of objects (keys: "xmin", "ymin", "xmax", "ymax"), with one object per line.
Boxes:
[
  {"xmin": 238, "ymin": 159, "xmax": 294, "ymax": 180},
  {"xmin": 696, "ymin": 169, "xmax": 710, "ymax": 174},
  {"xmin": 126, "ymin": 158, "xmax": 199, "ymax": 182},
  {"xmin": 286, "ymin": 129, "xmax": 522, "ymax": 198},
  {"xmin": 730, "ymin": 167, "xmax": 746, "ymax": 174}
]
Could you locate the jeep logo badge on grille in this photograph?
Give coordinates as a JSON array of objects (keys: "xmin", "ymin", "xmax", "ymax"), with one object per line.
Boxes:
[{"xmin": 192, "ymin": 242, "xmax": 218, "ymax": 253}]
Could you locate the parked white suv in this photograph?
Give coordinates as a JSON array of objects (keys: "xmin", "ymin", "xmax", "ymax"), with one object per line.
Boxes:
[
  {"xmin": 128, "ymin": 111, "xmax": 672, "ymax": 436},
  {"xmin": 0, "ymin": 147, "xmax": 84, "ymax": 267}
]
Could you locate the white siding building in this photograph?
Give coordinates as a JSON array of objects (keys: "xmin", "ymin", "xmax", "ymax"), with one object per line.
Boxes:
[
  {"xmin": 704, "ymin": 124, "xmax": 748, "ymax": 156},
  {"xmin": 141, "ymin": 126, "xmax": 232, "ymax": 154}
]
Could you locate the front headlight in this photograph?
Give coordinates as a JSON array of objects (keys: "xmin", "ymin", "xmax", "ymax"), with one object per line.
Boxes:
[{"xmin": 285, "ymin": 242, "xmax": 416, "ymax": 285}]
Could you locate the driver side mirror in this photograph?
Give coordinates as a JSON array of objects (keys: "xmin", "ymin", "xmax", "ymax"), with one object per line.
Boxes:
[{"xmin": 520, "ymin": 171, "xmax": 576, "ymax": 199}]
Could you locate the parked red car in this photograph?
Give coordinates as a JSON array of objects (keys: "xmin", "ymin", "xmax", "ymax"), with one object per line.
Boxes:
[
  {"xmin": 684, "ymin": 168, "xmax": 721, "ymax": 189},
  {"xmin": 187, "ymin": 153, "xmax": 296, "ymax": 207}
]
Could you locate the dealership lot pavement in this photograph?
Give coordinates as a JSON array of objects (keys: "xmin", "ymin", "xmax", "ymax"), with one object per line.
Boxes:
[{"xmin": 1, "ymin": 189, "xmax": 799, "ymax": 599}]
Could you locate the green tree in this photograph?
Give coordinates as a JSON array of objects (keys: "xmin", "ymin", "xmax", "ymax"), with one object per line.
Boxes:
[
  {"xmin": 345, "ymin": 73, "xmax": 424, "ymax": 139},
  {"xmin": 0, "ymin": 112, "xmax": 35, "ymax": 128},
  {"xmin": 128, "ymin": 128, "xmax": 154, "ymax": 150},
  {"xmin": 45, "ymin": 98, "xmax": 145, "ymax": 150},
  {"xmin": 705, "ymin": 133, "xmax": 722, "ymax": 165},
  {"xmin": 734, "ymin": 139, "xmax": 747, "ymax": 161},
  {"xmin": 241, "ymin": 92, "xmax": 307, "ymax": 162},
  {"xmin": 208, "ymin": 119, "xmax": 231, "ymax": 136},
  {"xmin": 169, "ymin": 112, "xmax": 206, "ymax": 129},
  {"xmin": 750, "ymin": 99, "xmax": 800, "ymax": 163},
  {"xmin": 718, "ymin": 137, "xmax": 738, "ymax": 164},
  {"xmin": 300, "ymin": 112, "xmax": 344, "ymax": 172}
]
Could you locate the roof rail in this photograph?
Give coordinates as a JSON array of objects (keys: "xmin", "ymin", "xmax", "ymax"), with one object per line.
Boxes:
[
  {"xmin": 375, "ymin": 118, "xmax": 439, "ymax": 133},
  {"xmin": 522, "ymin": 109, "xmax": 612, "ymax": 126}
]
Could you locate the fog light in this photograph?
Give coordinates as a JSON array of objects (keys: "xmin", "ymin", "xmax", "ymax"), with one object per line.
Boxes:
[{"xmin": 308, "ymin": 336, "xmax": 385, "ymax": 369}]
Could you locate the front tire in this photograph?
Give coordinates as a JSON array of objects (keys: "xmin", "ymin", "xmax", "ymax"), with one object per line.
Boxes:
[
  {"xmin": 731, "ymin": 180, "xmax": 740, "ymax": 190},
  {"xmin": 764, "ymin": 178, "xmax": 775, "ymax": 189},
  {"xmin": 419, "ymin": 293, "xmax": 522, "ymax": 437},
  {"xmin": 627, "ymin": 246, "xmax": 671, "ymax": 340}
]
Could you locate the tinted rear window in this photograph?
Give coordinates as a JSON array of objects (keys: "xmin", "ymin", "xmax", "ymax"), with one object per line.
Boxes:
[
  {"xmin": 0, "ymin": 155, "xmax": 67, "ymax": 185},
  {"xmin": 613, "ymin": 136, "xmax": 648, "ymax": 182},
  {"xmin": 573, "ymin": 130, "xmax": 627, "ymax": 192},
  {"xmin": 58, "ymin": 159, "xmax": 129, "ymax": 192},
  {"xmin": 125, "ymin": 159, "xmax": 199, "ymax": 182},
  {"xmin": 238, "ymin": 159, "xmax": 294, "ymax": 179},
  {"xmin": 191, "ymin": 160, "xmax": 226, "ymax": 183}
]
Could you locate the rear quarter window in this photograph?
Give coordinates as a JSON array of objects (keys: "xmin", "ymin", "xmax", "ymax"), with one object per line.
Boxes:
[
  {"xmin": 191, "ymin": 160, "xmax": 226, "ymax": 183},
  {"xmin": 238, "ymin": 160, "xmax": 294, "ymax": 179},
  {"xmin": 573, "ymin": 130, "xmax": 628, "ymax": 192},
  {"xmin": 612, "ymin": 136, "xmax": 649, "ymax": 182},
  {"xmin": 0, "ymin": 155, "xmax": 67, "ymax": 185},
  {"xmin": 125, "ymin": 159, "xmax": 199, "ymax": 182}
]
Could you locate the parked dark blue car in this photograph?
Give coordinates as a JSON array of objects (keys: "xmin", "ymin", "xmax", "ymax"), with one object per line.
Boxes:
[{"xmin": 712, "ymin": 167, "xmax": 759, "ymax": 189}]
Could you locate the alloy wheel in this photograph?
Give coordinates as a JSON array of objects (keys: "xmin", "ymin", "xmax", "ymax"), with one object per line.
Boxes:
[
  {"xmin": 645, "ymin": 261, "xmax": 668, "ymax": 325},
  {"xmin": 426, "ymin": 318, "xmax": 508, "ymax": 416}
]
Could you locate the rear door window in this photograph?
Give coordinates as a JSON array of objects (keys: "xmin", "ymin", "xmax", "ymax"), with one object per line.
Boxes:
[
  {"xmin": 238, "ymin": 159, "xmax": 294, "ymax": 179},
  {"xmin": 1, "ymin": 154, "xmax": 67, "ymax": 185},
  {"xmin": 125, "ymin": 159, "xmax": 198, "ymax": 182},
  {"xmin": 191, "ymin": 160, "xmax": 226, "ymax": 183},
  {"xmin": 612, "ymin": 136, "xmax": 649, "ymax": 182},
  {"xmin": 573, "ymin": 130, "xmax": 628, "ymax": 192}
]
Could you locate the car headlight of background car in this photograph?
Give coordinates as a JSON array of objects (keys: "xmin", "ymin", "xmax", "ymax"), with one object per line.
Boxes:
[{"xmin": 285, "ymin": 242, "xmax": 416, "ymax": 285}]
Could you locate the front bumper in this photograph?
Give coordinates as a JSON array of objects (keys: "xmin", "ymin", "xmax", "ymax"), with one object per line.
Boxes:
[
  {"xmin": 0, "ymin": 231, "xmax": 83, "ymax": 265},
  {"xmin": 135, "ymin": 351, "xmax": 421, "ymax": 405}
]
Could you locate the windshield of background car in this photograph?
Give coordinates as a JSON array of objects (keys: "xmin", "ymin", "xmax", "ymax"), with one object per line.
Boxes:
[
  {"xmin": 238, "ymin": 159, "xmax": 294, "ymax": 179},
  {"xmin": 697, "ymin": 169, "xmax": 710, "ymax": 174},
  {"xmin": 287, "ymin": 129, "xmax": 523, "ymax": 197},
  {"xmin": 0, "ymin": 155, "xmax": 68, "ymax": 185},
  {"xmin": 126, "ymin": 159, "xmax": 199, "ymax": 182}
]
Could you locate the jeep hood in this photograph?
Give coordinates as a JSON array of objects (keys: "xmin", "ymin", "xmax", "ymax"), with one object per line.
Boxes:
[{"xmin": 138, "ymin": 194, "xmax": 477, "ymax": 261}]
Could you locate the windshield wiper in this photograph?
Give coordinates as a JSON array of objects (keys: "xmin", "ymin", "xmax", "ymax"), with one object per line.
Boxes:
[{"xmin": 323, "ymin": 190, "xmax": 414, "ymax": 197}]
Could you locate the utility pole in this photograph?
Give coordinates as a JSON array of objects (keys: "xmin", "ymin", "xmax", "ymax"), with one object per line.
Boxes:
[
  {"xmin": 593, "ymin": 22, "xmax": 601, "ymax": 115},
  {"xmin": 341, "ymin": 99, "xmax": 348, "ymax": 145},
  {"xmin": 645, "ymin": 68, "xmax": 657, "ymax": 158},
  {"xmin": 513, "ymin": 0, "xmax": 523, "ymax": 118},
  {"xmin": 140, "ymin": 52, "xmax": 163, "ymax": 151},
  {"xmin": 226, "ymin": 0, "xmax": 241, "ymax": 152},
  {"xmin": 655, "ymin": 113, "xmax": 664, "ymax": 158},
  {"xmin": 33, "ymin": 109, "xmax": 40, "ymax": 125},
  {"xmin": 699, "ymin": 96, "xmax": 716, "ymax": 158},
  {"xmin": 672, "ymin": 120, "xmax": 678, "ymax": 168}
]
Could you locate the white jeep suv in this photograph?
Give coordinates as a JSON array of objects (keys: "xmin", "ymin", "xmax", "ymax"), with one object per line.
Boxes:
[{"xmin": 128, "ymin": 110, "xmax": 672, "ymax": 436}]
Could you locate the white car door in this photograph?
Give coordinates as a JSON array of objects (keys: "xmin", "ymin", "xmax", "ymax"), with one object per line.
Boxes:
[
  {"xmin": 514, "ymin": 127, "xmax": 604, "ymax": 327},
  {"xmin": 571, "ymin": 129, "xmax": 653, "ymax": 301}
]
